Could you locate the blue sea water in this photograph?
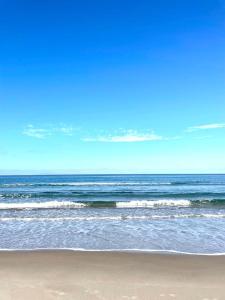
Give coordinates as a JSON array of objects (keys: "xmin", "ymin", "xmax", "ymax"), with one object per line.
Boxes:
[{"xmin": 0, "ymin": 174, "xmax": 225, "ymax": 253}]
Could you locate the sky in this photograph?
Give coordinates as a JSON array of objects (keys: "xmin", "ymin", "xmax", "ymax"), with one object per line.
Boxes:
[{"xmin": 0, "ymin": 0, "xmax": 225, "ymax": 174}]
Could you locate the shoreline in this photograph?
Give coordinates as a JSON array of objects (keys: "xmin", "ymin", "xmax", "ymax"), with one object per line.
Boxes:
[
  {"xmin": 1, "ymin": 248, "xmax": 225, "ymax": 256},
  {"xmin": 0, "ymin": 250, "xmax": 225, "ymax": 299}
]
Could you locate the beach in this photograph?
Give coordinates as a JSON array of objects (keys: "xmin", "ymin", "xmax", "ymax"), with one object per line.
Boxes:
[
  {"xmin": 0, "ymin": 251, "xmax": 225, "ymax": 300},
  {"xmin": 1, "ymin": 175, "xmax": 225, "ymax": 299}
]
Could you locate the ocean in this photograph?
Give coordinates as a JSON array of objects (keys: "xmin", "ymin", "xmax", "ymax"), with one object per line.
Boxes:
[{"xmin": 0, "ymin": 174, "xmax": 225, "ymax": 254}]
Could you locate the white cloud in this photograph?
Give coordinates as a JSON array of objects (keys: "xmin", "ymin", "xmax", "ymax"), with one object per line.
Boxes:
[
  {"xmin": 23, "ymin": 125, "xmax": 50, "ymax": 139},
  {"xmin": 23, "ymin": 124, "xmax": 75, "ymax": 138},
  {"xmin": 83, "ymin": 130, "xmax": 163, "ymax": 143},
  {"xmin": 187, "ymin": 123, "xmax": 225, "ymax": 132}
]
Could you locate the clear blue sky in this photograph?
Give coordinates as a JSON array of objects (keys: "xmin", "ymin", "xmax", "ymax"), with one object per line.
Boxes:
[{"xmin": 0, "ymin": 0, "xmax": 225, "ymax": 174}]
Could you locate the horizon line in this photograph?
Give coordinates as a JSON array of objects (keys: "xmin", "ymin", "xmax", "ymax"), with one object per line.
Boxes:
[{"xmin": 0, "ymin": 173, "xmax": 225, "ymax": 176}]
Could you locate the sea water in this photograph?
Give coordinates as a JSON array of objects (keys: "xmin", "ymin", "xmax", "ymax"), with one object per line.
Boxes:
[{"xmin": 0, "ymin": 174, "xmax": 225, "ymax": 253}]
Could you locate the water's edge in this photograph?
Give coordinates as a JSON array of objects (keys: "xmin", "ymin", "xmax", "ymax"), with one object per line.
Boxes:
[{"xmin": 0, "ymin": 248, "xmax": 225, "ymax": 256}]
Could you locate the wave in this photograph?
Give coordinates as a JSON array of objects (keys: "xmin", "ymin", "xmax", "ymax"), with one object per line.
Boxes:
[
  {"xmin": 1, "ymin": 191, "xmax": 225, "ymax": 200},
  {"xmin": 1, "ymin": 198, "xmax": 225, "ymax": 210},
  {"xmin": 47, "ymin": 182, "xmax": 173, "ymax": 186},
  {"xmin": 0, "ymin": 200, "xmax": 190, "ymax": 210},
  {"xmin": 0, "ymin": 182, "xmax": 173, "ymax": 187},
  {"xmin": 116, "ymin": 199, "xmax": 191, "ymax": 207},
  {"xmin": 171, "ymin": 181, "xmax": 225, "ymax": 186},
  {"xmin": 0, "ymin": 201, "xmax": 86, "ymax": 210},
  {"xmin": 1, "ymin": 181, "xmax": 225, "ymax": 188}
]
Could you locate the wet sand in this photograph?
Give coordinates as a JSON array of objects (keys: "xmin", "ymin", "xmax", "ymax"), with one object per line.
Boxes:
[{"xmin": 0, "ymin": 250, "xmax": 225, "ymax": 299}]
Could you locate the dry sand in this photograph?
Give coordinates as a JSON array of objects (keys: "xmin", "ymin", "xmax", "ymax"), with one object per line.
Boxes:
[{"xmin": 0, "ymin": 250, "xmax": 225, "ymax": 300}]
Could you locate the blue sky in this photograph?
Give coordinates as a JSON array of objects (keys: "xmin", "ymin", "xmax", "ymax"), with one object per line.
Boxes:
[{"xmin": 0, "ymin": 0, "xmax": 225, "ymax": 174}]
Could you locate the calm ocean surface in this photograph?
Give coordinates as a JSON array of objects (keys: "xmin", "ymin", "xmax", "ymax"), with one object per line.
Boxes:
[{"xmin": 0, "ymin": 174, "xmax": 225, "ymax": 253}]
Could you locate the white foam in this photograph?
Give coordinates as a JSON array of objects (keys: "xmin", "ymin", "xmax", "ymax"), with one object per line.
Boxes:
[
  {"xmin": 116, "ymin": 200, "xmax": 191, "ymax": 208},
  {"xmin": 0, "ymin": 201, "xmax": 86, "ymax": 210},
  {"xmin": 0, "ymin": 216, "xmax": 122, "ymax": 221},
  {"xmin": 1, "ymin": 213, "xmax": 224, "ymax": 222},
  {"xmin": 53, "ymin": 182, "xmax": 129, "ymax": 186},
  {"xmin": 0, "ymin": 200, "xmax": 192, "ymax": 210},
  {"xmin": 47, "ymin": 182, "xmax": 162, "ymax": 186},
  {"xmin": 2, "ymin": 183, "xmax": 28, "ymax": 187}
]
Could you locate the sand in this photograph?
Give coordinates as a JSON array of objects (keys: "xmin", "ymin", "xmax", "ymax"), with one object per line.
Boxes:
[{"xmin": 0, "ymin": 250, "xmax": 225, "ymax": 299}]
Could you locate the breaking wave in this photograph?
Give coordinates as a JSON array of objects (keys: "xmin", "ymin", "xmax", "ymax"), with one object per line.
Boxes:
[{"xmin": 0, "ymin": 198, "xmax": 225, "ymax": 210}]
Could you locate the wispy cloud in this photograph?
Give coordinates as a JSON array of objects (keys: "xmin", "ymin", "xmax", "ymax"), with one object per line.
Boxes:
[
  {"xmin": 187, "ymin": 123, "xmax": 225, "ymax": 132},
  {"xmin": 23, "ymin": 125, "xmax": 50, "ymax": 139},
  {"xmin": 23, "ymin": 124, "xmax": 76, "ymax": 138},
  {"xmin": 82, "ymin": 130, "xmax": 163, "ymax": 143}
]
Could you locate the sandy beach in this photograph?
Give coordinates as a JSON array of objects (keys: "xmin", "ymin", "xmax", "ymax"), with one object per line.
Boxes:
[{"xmin": 0, "ymin": 251, "xmax": 224, "ymax": 300}]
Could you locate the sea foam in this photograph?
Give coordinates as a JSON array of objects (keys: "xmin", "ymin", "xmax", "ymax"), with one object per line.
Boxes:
[
  {"xmin": 116, "ymin": 199, "xmax": 191, "ymax": 208},
  {"xmin": 0, "ymin": 201, "xmax": 86, "ymax": 210}
]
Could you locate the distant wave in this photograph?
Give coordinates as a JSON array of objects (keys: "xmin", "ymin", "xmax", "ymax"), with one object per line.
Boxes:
[
  {"xmin": 1, "ymin": 181, "xmax": 224, "ymax": 188},
  {"xmin": 0, "ymin": 182, "xmax": 172, "ymax": 187},
  {"xmin": 1, "ymin": 191, "xmax": 225, "ymax": 200},
  {"xmin": 171, "ymin": 181, "xmax": 225, "ymax": 186}
]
